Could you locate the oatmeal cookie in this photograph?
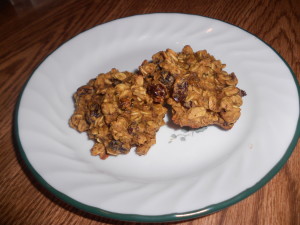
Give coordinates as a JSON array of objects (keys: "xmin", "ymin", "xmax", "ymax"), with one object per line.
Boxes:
[
  {"xmin": 69, "ymin": 69, "xmax": 167, "ymax": 159},
  {"xmin": 139, "ymin": 45, "xmax": 246, "ymax": 129}
]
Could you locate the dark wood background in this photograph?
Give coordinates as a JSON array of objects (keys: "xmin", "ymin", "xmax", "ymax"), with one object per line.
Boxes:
[{"xmin": 0, "ymin": 0, "xmax": 299, "ymax": 224}]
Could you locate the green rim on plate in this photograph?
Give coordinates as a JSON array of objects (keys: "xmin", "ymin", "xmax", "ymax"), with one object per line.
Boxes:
[{"xmin": 14, "ymin": 13, "xmax": 300, "ymax": 222}]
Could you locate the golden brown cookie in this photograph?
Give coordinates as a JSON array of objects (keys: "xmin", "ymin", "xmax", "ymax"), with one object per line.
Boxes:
[
  {"xmin": 69, "ymin": 69, "xmax": 167, "ymax": 159},
  {"xmin": 139, "ymin": 45, "xmax": 246, "ymax": 130}
]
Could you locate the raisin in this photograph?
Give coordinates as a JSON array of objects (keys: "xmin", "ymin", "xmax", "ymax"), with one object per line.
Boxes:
[
  {"xmin": 147, "ymin": 74, "xmax": 154, "ymax": 79},
  {"xmin": 77, "ymin": 85, "xmax": 93, "ymax": 96},
  {"xmin": 147, "ymin": 83, "xmax": 167, "ymax": 103},
  {"xmin": 240, "ymin": 89, "xmax": 247, "ymax": 97},
  {"xmin": 127, "ymin": 127, "xmax": 133, "ymax": 134},
  {"xmin": 173, "ymin": 81, "xmax": 188, "ymax": 104},
  {"xmin": 109, "ymin": 140, "xmax": 128, "ymax": 153},
  {"xmin": 110, "ymin": 78, "xmax": 122, "ymax": 87},
  {"xmin": 90, "ymin": 103, "xmax": 102, "ymax": 118},
  {"xmin": 160, "ymin": 72, "xmax": 175, "ymax": 87}
]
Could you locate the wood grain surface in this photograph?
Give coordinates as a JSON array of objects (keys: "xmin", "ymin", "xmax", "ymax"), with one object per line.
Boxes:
[{"xmin": 0, "ymin": 0, "xmax": 299, "ymax": 224}]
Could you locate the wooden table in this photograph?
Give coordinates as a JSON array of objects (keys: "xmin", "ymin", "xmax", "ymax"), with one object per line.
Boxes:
[{"xmin": 1, "ymin": 0, "xmax": 299, "ymax": 224}]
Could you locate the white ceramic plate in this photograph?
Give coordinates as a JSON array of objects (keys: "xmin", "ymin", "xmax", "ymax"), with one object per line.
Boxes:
[{"xmin": 15, "ymin": 13, "xmax": 300, "ymax": 222}]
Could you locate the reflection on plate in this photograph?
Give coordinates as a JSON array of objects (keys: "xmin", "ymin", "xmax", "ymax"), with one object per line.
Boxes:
[{"xmin": 15, "ymin": 13, "xmax": 300, "ymax": 222}]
